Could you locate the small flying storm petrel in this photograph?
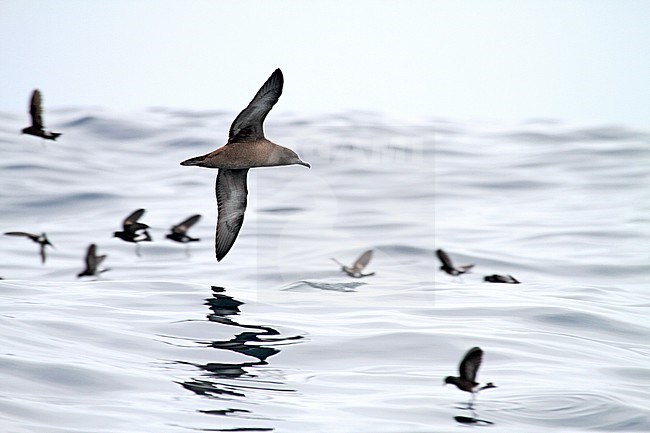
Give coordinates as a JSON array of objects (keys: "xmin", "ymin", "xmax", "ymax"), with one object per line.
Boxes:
[
  {"xmin": 484, "ymin": 274, "xmax": 520, "ymax": 284},
  {"xmin": 180, "ymin": 69, "xmax": 310, "ymax": 261},
  {"xmin": 77, "ymin": 243, "xmax": 110, "ymax": 278},
  {"xmin": 445, "ymin": 347, "xmax": 497, "ymax": 406},
  {"xmin": 21, "ymin": 89, "xmax": 62, "ymax": 140},
  {"xmin": 113, "ymin": 209, "xmax": 152, "ymax": 256},
  {"xmin": 331, "ymin": 249, "xmax": 376, "ymax": 278},
  {"xmin": 436, "ymin": 249, "xmax": 474, "ymax": 276},
  {"xmin": 4, "ymin": 231, "xmax": 54, "ymax": 264},
  {"xmin": 166, "ymin": 214, "xmax": 201, "ymax": 243}
]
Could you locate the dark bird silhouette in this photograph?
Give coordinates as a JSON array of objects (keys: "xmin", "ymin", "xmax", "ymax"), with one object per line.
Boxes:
[
  {"xmin": 484, "ymin": 274, "xmax": 520, "ymax": 284},
  {"xmin": 4, "ymin": 231, "xmax": 53, "ymax": 264},
  {"xmin": 180, "ymin": 69, "xmax": 310, "ymax": 261},
  {"xmin": 21, "ymin": 89, "xmax": 62, "ymax": 140},
  {"xmin": 436, "ymin": 249, "xmax": 474, "ymax": 276},
  {"xmin": 166, "ymin": 214, "xmax": 201, "ymax": 243},
  {"xmin": 113, "ymin": 209, "xmax": 152, "ymax": 256},
  {"xmin": 331, "ymin": 249, "xmax": 375, "ymax": 278},
  {"xmin": 445, "ymin": 347, "xmax": 496, "ymax": 404},
  {"xmin": 77, "ymin": 244, "xmax": 109, "ymax": 278}
]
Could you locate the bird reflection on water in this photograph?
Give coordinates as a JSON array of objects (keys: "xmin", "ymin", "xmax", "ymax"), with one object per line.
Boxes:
[{"xmin": 176, "ymin": 286, "xmax": 303, "ymax": 428}]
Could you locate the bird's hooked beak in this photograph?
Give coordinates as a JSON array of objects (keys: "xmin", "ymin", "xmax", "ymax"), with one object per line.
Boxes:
[{"xmin": 298, "ymin": 160, "xmax": 311, "ymax": 168}]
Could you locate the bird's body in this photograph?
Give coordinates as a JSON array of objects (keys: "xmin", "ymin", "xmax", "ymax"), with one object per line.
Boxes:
[
  {"xmin": 484, "ymin": 274, "xmax": 520, "ymax": 284},
  {"xmin": 77, "ymin": 244, "xmax": 109, "ymax": 278},
  {"xmin": 180, "ymin": 139, "xmax": 303, "ymax": 170},
  {"xmin": 4, "ymin": 231, "xmax": 53, "ymax": 264},
  {"xmin": 21, "ymin": 90, "xmax": 61, "ymax": 140},
  {"xmin": 181, "ymin": 69, "xmax": 309, "ymax": 261},
  {"xmin": 445, "ymin": 347, "xmax": 496, "ymax": 395},
  {"xmin": 331, "ymin": 250, "xmax": 375, "ymax": 278},
  {"xmin": 167, "ymin": 214, "xmax": 201, "ymax": 243},
  {"xmin": 436, "ymin": 249, "xmax": 474, "ymax": 276}
]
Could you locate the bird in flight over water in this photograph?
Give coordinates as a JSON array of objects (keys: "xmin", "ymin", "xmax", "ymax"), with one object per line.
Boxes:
[
  {"xmin": 484, "ymin": 274, "xmax": 520, "ymax": 284},
  {"xmin": 4, "ymin": 231, "xmax": 54, "ymax": 264},
  {"xmin": 77, "ymin": 243, "xmax": 110, "ymax": 278},
  {"xmin": 444, "ymin": 347, "xmax": 496, "ymax": 406},
  {"xmin": 113, "ymin": 209, "xmax": 152, "ymax": 256},
  {"xmin": 21, "ymin": 89, "xmax": 62, "ymax": 141},
  {"xmin": 181, "ymin": 69, "xmax": 310, "ymax": 261},
  {"xmin": 166, "ymin": 214, "xmax": 201, "ymax": 243},
  {"xmin": 436, "ymin": 249, "xmax": 474, "ymax": 276},
  {"xmin": 331, "ymin": 249, "xmax": 375, "ymax": 278}
]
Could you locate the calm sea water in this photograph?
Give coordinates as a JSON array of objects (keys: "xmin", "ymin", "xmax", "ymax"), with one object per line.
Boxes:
[{"xmin": 0, "ymin": 108, "xmax": 649, "ymax": 432}]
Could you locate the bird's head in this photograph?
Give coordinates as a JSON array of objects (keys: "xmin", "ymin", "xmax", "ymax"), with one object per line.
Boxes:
[
  {"xmin": 277, "ymin": 147, "xmax": 310, "ymax": 168},
  {"xmin": 42, "ymin": 234, "xmax": 54, "ymax": 247},
  {"xmin": 444, "ymin": 376, "xmax": 456, "ymax": 386}
]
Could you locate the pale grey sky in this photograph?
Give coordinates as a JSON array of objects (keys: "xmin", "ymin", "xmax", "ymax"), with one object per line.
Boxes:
[{"xmin": 1, "ymin": 0, "xmax": 649, "ymax": 125}]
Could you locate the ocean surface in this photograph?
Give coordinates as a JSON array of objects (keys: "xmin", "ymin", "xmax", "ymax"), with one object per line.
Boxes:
[{"xmin": 0, "ymin": 108, "xmax": 649, "ymax": 432}]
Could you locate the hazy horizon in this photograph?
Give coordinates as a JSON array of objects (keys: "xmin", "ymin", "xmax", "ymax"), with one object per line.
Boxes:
[{"xmin": 2, "ymin": 0, "xmax": 649, "ymax": 127}]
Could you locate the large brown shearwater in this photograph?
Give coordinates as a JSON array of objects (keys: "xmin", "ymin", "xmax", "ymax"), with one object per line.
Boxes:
[{"xmin": 180, "ymin": 69, "xmax": 309, "ymax": 261}]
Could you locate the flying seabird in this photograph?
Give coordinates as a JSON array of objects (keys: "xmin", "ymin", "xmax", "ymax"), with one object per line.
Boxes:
[
  {"xmin": 166, "ymin": 214, "xmax": 201, "ymax": 243},
  {"xmin": 77, "ymin": 243, "xmax": 109, "ymax": 278},
  {"xmin": 484, "ymin": 274, "xmax": 520, "ymax": 284},
  {"xmin": 444, "ymin": 347, "xmax": 496, "ymax": 404},
  {"xmin": 436, "ymin": 249, "xmax": 474, "ymax": 276},
  {"xmin": 21, "ymin": 89, "xmax": 62, "ymax": 140},
  {"xmin": 331, "ymin": 249, "xmax": 375, "ymax": 278},
  {"xmin": 180, "ymin": 69, "xmax": 310, "ymax": 261},
  {"xmin": 113, "ymin": 209, "xmax": 152, "ymax": 256},
  {"xmin": 4, "ymin": 231, "xmax": 53, "ymax": 264}
]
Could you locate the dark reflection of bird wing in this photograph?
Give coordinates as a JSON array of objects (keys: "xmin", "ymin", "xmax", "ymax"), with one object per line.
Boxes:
[
  {"xmin": 459, "ymin": 347, "xmax": 483, "ymax": 383},
  {"xmin": 123, "ymin": 208, "xmax": 146, "ymax": 228},
  {"xmin": 352, "ymin": 249, "xmax": 373, "ymax": 272},
  {"xmin": 436, "ymin": 249, "xmax": 455, "ymax": 268},
  {"xmin": 172, "ymin": 214, "xmax": 201, "ymax": 234},
  {"xmin": 228, "ymin": 69, "xmax": 283, "ymax": 144},
  {"xmin": 30, "ymin": 90, "xmax": 44, "ymax": 129},
  {"xmin": 215, "ymin": 169, "xmax": 249, "ymax": 261}
]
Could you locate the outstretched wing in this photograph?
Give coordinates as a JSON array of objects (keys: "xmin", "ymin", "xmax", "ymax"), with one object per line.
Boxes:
[
  {"xmin": 4, "ymin": 231, "xmax": 38, "ymax": 241},
  {"xmin": 215, "ymin": 169, "xmax": 249, "ymax": 261},
  {"xmin": 172, "ymin": 214, "xmax": 201, "ymax": 234},
  {"xmin": 435, "ymin": 249, "xmax": 455, "ymax": 268},
  {"xmin": 29, "ymin": 89, "xmax": 44, "ymax": 129},
  {"xmin": 459, "ymin": 347, "xmax": 483, "ymax": 383},
  {"xmin": 352, "ymin": 249, "xmax": 373, "ymax": 272},
  {"xmin": 123, "ymin": 209, "xmax": 149, "ymax": 231},
  {"xmin": 85, "ymin": 244, "xmax": 97, "ymax": 271},
  {"xmin": 228, "ymin": 69, "xmax": 283, "ymax": 144},
  {"xmin": 96, "ymin": 255, "xmax": 107, "ymax": 268}
]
